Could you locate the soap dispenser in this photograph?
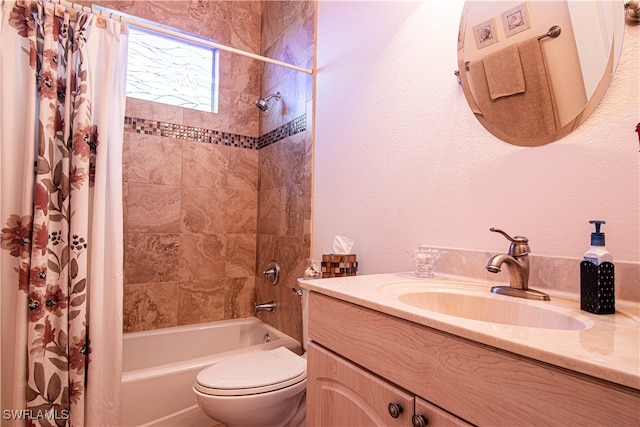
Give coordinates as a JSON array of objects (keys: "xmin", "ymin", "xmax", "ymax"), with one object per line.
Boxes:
[{"xmin": 580, "ymin": 220, "xmax": 615, "ymax": 314}]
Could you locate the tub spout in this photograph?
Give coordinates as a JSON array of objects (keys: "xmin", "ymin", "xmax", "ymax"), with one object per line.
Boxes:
[{"xmin": 254, "ymin": 301, "xmax": 276, "ymax": 313}]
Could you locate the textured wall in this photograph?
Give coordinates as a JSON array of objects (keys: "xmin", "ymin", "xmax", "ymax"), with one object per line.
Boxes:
[
  {"xmin": 85, "ymin": 1, "xmax": 263, "ymax": 332},
  {"xmin": 255, "ymin": 1, "xmax": 315, "ymax": 344},
  {"xmin": 89, "ymin": 1, "xmax": 315, "ymax": 334},
  {"xmin": 121, "ymin": 107, "xmax": 259, "ymax": 331},
  {"xmin": 314, "ymin": 1, "xmax": 638, "ymax": 294}
]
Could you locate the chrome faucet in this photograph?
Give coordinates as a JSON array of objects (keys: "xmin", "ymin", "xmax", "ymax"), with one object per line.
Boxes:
[
  {"xmin": 254, "ymin": 301, "xmax": 276, "ymax": 313},
  {"xmin": 486, "ymin": 228, "xmax": 550, "ymax": 301}
]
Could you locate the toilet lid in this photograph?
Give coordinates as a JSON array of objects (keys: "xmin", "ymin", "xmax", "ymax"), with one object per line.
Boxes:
[{"xmin": 195, "ymin": 347, "xmax": 306, "ymax": 396}]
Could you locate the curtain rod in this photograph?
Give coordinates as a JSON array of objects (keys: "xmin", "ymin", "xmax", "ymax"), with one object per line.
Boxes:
[{"xmin": 46, "ymin": 0, "xmax": 314, "ymax": 75}]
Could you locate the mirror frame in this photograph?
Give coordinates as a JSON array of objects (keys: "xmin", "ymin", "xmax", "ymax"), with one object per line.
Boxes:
[{"xmin": 457, "ymin": 1, "xmax": 625, "ymax": 147}]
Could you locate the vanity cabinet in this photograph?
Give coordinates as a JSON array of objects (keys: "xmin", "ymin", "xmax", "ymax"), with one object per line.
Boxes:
[
  {"xmin": 306, "ymin": 292, "xmax": 640, "ymax": 427},
  {"xmin": 307, "ymin": 342, "xmax": 470, "ymax": 427}
]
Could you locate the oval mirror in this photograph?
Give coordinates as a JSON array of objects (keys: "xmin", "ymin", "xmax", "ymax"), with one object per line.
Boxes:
[{"xmin": 457, "ymin": 1, "xmax": 625, "ymax": 147}]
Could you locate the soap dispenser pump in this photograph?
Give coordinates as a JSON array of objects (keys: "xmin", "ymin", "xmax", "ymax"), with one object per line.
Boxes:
[
  {"xmin": 580, "ymin": 220, "xmax": 615, "ymax": 314},
  {"xmin": 583, "ymin": 220, "xmax": 613, "ymax": 265}
]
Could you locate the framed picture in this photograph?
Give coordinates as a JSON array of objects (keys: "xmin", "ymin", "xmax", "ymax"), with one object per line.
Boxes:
[
  {"xmin": 501, "ymin": 3, "xmax": 531, "ymax": 37},
  {"xmin": 472, "ymin": 18, "xmax": 499, "ymax": 49}
]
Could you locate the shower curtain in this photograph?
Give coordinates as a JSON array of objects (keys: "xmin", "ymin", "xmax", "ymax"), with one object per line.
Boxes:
[{"xmin": 0, "ymin": 1, "xmax": 127, "ymax": 425}]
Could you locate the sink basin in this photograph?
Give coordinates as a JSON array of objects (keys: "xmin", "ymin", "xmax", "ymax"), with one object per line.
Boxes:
[{"xmin": 379, "ymin": 282, "xmax": 592, "ymax": 330}]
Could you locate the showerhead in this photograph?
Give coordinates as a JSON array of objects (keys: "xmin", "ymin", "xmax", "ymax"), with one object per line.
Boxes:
[
  {"xmin": 255, "ymin": 99, "xmax": 269, "ymax": 112},
  {"xmin": 255, "ymin": 92, "xmax": 281, "ymax": 112}
]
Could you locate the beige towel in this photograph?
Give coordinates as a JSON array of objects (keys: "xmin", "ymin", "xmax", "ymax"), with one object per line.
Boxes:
[
  {"xmin": 467, "ymin": 37, "xmax": 558, "ymax": 144},
  {"xmin": 483, "ymin": 44, "xmax": 525, "ymax": 100}
]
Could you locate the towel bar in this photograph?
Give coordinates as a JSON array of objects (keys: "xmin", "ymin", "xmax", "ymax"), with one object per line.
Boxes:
[{"xmin": 457, "ymin": 27, "xmax": 560, "ymax": 84}]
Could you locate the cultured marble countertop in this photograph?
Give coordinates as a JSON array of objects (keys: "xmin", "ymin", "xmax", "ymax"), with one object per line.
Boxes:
[{"xmin": 299, "ymin": 272, "xmax": 640, "ymax": 390}]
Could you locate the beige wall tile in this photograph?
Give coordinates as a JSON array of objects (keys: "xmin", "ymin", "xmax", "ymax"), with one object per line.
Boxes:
[
  {"xmin": 182, "ymin": 141, "xmax": 229, "ymax": 189},
  {"xmin": 258, "ymin": 188, "xmax": 282, "ymax": 235},
  {"xmin": 228, "ymin": 90, "xmax": 261, "ymax": 137},
  {"xmin": 124, "ymin": 233, "xmax": 181, "ymax": 285},
  {"xmin": 279, "ymin": 132, "xmax": 309, "ymax": 187},
  {"xmin": 179, "ymin": 233, "xmax": 226, "ymax": 281},
  {"xmin": 123, "ymin": 282, "xmax": 178, "ymax": 332},
  {"xmin": 230, "ymin": 1, "xmax": 262, "ymax": 53},
  {"xmin": 125, "ymin": 98, "xmax": 184, "ymax": 125},
  {"xmin": 177, "ymin": 279, "xmax": 227, "ymax": 325},
  {"xmin": 181, "ymin": 186, "xmax": 227, "ymax": 234},
  {"xmin": 125, "ymin": 184, "xmax": 181, "ymax": 233},
  {"xmin": 280, "ymin": 184, "xmax": 305, "ymax": 237},
  {"xmin": 257, "ymin": 143, "xmax": 282, "ymax": 191},
  {"xmin": 227, "ymin": 54, "xmax": 262, "ymax": 96},
  {"xmin": 261, "ymin": 1, "xmax": 284, "ymax": 53},
  {"xmin": 126, "ymin": 134, "xmax": 182, "ymax": 185},
  {"xmin": 226, "ymin": 187, "xmax": 257, "ymax": 234},
  {"xmin": 257, "ymin": 234, "xmax": 278, "ymax": 265},
  {"xmin": 224, "ymin": 277, "xmax": 255, "ymax": 319},
  {"xmin": 122, "ymin": 182, "xmax": 129, "ymax": 230},
  {"xmin": 122, "ymin": 132, "xmax": 131, "ymax": 183},
  {"xmin": 229, "ymin": 147, "xmax": 259, "ymax": 191},
  {"xmin": 182, "ymin": 107, "xmax": 227, "ymax": 135},
  {"xmin": 226, "ymin": 234, "xmax": 257, "ymax": 277},
  {"xmin": 185, "ymin": 1, "xmax": 234, "ymax": 44}
]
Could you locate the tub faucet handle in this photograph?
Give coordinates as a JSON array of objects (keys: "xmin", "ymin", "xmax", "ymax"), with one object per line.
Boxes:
[{"xmin": 262, "ymin": 260, "xmax": 280, "ymax": 285}]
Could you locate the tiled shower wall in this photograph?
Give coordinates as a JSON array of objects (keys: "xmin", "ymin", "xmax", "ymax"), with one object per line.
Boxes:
[
  {"xmin": 121, "ymin": 103, "xmax": 259, "ymax": 332},
  {"xmin": 255, "ymin": 1, "xmax": 315, "ymax": 344},
  {"xmin": 86, "ymin": 1, "xmax": 314, "ymax": 337}
]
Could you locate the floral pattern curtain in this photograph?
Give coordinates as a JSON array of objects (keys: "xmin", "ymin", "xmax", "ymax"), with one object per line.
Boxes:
[{"xmin": 0, "ymin": 1, "xmax": 127, "ymax": 425}]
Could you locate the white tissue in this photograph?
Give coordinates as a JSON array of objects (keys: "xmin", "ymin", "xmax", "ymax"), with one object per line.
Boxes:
[{"xmin": 332, "ymin": 235, "xmax": 355, "ymax": 254}]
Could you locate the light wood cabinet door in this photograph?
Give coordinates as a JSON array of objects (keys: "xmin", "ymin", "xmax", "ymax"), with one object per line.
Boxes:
[{"xmin": 307, "ymin": 342, "xmax": 414, "ymax": 427}]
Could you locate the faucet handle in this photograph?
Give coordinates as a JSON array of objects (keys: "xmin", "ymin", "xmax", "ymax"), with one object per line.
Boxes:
[{"xmin": 490, "ymin": 228, "xmax": 530, "ymax": 256}]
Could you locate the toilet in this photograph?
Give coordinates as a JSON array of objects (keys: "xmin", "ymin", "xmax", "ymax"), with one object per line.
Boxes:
[{"xmin": 193, "ymin": 289, "xmax": 309, "ymax": 427}]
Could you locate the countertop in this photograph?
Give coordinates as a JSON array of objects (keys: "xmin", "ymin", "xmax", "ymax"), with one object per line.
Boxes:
[{"xmin": 299, "ymin": 272, "xmax": 640, "ymax": 390}]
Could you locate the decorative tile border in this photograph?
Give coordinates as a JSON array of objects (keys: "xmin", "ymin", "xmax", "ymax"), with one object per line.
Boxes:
[
  {"xmin": 124, "ymin": 114, "xmax": 306, "ymax": 150},
  {"xmin": 257, "ymin": 115, "xmax": 307, "ymax": 149}
]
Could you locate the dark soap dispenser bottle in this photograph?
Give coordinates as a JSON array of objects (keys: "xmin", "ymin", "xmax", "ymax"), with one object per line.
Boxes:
[{"xmin": 580, "ymin": 220, "xmax": 615, "ymax": 314}]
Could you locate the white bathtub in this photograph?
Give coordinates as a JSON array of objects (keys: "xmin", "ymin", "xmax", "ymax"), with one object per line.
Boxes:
[{"xmin": 119, "ymin": 317, "xmax": 301, "ymax": 427}]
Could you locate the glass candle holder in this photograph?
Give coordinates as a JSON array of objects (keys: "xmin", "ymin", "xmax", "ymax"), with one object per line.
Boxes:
[{"xmin": 406, "ymin": 248, "xmax": 441, "ymax": 278}]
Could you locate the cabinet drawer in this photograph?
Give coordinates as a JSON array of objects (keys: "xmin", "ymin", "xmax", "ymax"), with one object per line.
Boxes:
[{"xmin": 308, "ymin": 292, "xmax": 640, "ymax": 426}]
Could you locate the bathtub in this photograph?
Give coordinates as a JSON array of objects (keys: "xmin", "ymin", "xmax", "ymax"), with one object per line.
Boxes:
[{"xmin": 119, "ymin": 317, "xmax": 301, "ymax": 427}]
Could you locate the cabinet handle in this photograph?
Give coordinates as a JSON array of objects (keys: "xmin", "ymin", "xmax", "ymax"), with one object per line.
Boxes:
[
  {"xmin": 387, "ymin": 402, "xmax": 403, "ymax": 418},
  {"xmin": 412, "ymin": 414, "xmax": 429, "ymax": 427}
]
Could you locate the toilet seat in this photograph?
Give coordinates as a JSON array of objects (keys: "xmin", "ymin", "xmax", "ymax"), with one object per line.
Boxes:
[{"xmin": 194, "ymin": 347, "xmax": 306, "ymax": 397}]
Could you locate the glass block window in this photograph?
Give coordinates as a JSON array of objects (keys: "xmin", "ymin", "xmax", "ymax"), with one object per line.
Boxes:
[{"xmin": 126, "ymin": 26, "xmax": 219, "ymax": 113}]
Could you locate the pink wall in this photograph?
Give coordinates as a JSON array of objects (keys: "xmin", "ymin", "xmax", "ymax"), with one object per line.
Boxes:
[{"xmin": 313, "ymin": 1, "xmax": 639, "ymax": 293}]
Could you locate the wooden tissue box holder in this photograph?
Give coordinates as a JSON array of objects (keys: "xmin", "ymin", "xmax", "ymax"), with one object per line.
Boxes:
[{"xmin": 321, "ymin": 254, "xmax": 358, "ymax": 278}]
